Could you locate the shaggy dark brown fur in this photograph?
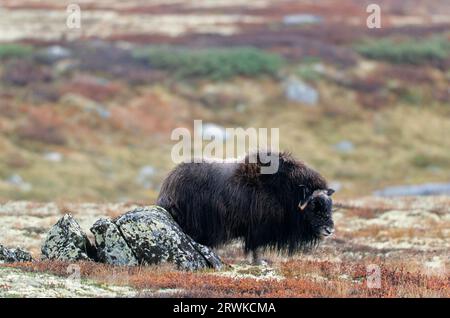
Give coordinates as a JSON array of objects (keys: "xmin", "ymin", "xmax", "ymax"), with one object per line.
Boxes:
[{"xmin": 157, "ymin": 151, "xmax": 335, "ymax": 259}]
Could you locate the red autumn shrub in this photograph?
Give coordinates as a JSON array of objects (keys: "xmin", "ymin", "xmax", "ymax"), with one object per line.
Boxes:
[
  {"xmin": 61, "ymin": 75, "xmax": 121, "ymax": 102},
  {"xmin": 2, "ymin": 60, "xmax": 53, "ymax": 86},
  {"xmin": 16, "ymin": 106, "xmax": 66, "ymax": 145}
]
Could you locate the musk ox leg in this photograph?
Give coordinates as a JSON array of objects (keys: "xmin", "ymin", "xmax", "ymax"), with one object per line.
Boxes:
[{"xmin": 251, "ymin": 249, "xmax": 268, "ymax": 266}]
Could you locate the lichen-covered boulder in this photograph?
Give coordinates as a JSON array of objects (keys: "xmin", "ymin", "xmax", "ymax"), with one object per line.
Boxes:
[
  {"xmin": 113, "ymin": 206, "xmax": 223, "ymax": 271},
  {"xmin": 39, "ymin": 207, "xmax": 223, "ymax": 271},
  {"xmin": 190, "ymin": 241, "xmax": 223, "ymax": 270},
  {"xmin": 41, "ymin": 214, "xmax": 96, "ymax": 261},
  {"xmin": 90, "ymin": 218, "xmax": 138, "ymax": 266},
  {"xmin": 0, "ymin": 244, "xmax": 33, "ymax": 263}
]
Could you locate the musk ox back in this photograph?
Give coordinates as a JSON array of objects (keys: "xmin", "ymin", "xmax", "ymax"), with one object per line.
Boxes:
[{"xmin": 157, "ymin": 152, "xmax": 335, "ymax": 258}]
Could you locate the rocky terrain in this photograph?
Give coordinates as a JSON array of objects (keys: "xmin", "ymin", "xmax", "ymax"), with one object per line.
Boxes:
[{"xmin": 0, "ymin": 197, "xmax": 448, "ymax": 297}]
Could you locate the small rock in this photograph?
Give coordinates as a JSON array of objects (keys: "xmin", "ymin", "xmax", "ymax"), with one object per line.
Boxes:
[
  {"xmin": 284, "ymin": 77, "xmax": 319, "ymax": 105},
  {"xmin": 95, "ymin": 106, "xmax": 111, "ymax": 119},
  {"xmin": 328, "ymin": 181, "xmax": 343, "ymax": 193},
  {"xmin": 37, "ymin": 46, "xmax": 72, "ymax": 63},
  {"xmin": 283, "ymin": 14, "xmax": 323, "ymax": 25},
  {"xmin": 7, "ymin": 174, "xmax": 24, "ymax": 186},
  {"xmin": 43, "ymin": 151, "xmax": 63, "ymax": 162},
  {"xmin": 136, "ymin": 165, "xmax": 157, "ymax": 189},
  {"xmin": 0, "ymin": 244, "xmax": 33, "ymax": 263},
  {"xmin": 6, "ymin": 174, "xmax": 32, "ymax": 192},
  {"xmin": 333, "ymin": 140, "xmax": 354, "ymax": 153},
  {"xmin": 374, "ymin": 183, "xmax": 450, "ymax": 197},
  {"xmin": 90, "ymin": 218, "xmax": 138, "ymax": 266},
  {"xmin": 41, "ymin": 214, "xmax": 96, "ymax": 261}
]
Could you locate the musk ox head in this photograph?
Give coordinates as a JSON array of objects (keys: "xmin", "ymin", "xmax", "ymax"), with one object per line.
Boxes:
[
  {"xmin": 237, "ymin": 151, "xmax": 335, "ymax": 252},
  {"xmin": 299, "ymin": 188, "xmax": 335, "ymax": 238}
]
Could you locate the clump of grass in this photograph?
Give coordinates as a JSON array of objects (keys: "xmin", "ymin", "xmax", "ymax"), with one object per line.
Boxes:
[
  {"xmin": 0, "ymin": 44, "xmax": 33, "ymax": 59},
  {"xmin": 132, "ymin": 46, "xmax": 284, "ymax": 80},
  {"xmin": 398, "ymin": 88, "xmax": 424, "ymax": 105},
  {"xmin": 296, "ymin": 63, "xmax": 322, "ymax": 82},
  {"xmin": 355, "ymin": 37, "xmax": 450, "ymax": 65}
]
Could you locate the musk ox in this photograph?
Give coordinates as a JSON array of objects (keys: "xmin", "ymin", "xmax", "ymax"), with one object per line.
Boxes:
[{"xmin": 157, "ymin": 151, "xmax": 335, "ymax": 263}]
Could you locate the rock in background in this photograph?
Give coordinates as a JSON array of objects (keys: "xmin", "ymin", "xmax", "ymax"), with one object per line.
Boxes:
[{"xmin": 284, "ymin": 76, "xmax": 319, "ymax": 105}]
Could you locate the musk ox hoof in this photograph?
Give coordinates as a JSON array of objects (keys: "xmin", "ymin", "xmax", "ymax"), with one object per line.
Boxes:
[
  {"xmin": 0, "ymin": 244, "xmax": 33, "ymax": 263},
  {"xmin": 250, "ymin": 250, "xmax": 271, "ymax": 266},
  {"xmin": 252, "ymin": 259, "xmax": 269, "ymax": 266}
]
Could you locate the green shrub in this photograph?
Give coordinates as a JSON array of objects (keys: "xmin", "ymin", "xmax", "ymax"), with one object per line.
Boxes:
[
  {"xmin": 399, "ymin": 88, "xmax": 423, "ymax": 105},
  {"xmin": 0, "ymin": 44, "xmax": 33, "ymax": 59},
  {"xmin": 132, "ymin": 46, "xmax": 283, "ymax": 80},
  {"xmin": 296, "ymin": 64, "xmax": 322, "ymax": 82},
  {"xmin": 355, "ymin": 37, "xmax": 450, "ymax": 65}
]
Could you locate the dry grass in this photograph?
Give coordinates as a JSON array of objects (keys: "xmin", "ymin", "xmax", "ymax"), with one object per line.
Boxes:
[{"xmin": 3, "ymin": 258, "xmax": 448, "ymax": 298}]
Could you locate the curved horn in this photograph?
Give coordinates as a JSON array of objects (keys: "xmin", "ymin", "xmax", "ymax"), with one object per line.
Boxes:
[{"xmin": 299, "ymin": 201, "xmax": 309, "ymax": 211}]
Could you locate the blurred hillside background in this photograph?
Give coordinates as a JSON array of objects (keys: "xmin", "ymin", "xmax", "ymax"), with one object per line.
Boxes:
[{"xmin": 0, "ymin": 0, "xmax": 449, "ymax": 203}]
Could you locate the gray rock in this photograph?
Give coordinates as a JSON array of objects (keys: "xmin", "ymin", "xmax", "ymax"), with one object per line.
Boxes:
[
  {"xmin": 284, "ymin": 77, "xmax": 319, "ymax": 105},
  {"xmin": 35, "ymin": 46, "xmax": 72, "ymax": 64},
  {"xmin": 43, "ymin": 151, "xmax": 63, "ymax": 162},
  {"xmin": 374, "ymin": 183, "xmax": 450, "ymax": 197},
  {"xmin": 0, "ymin": 244, "xmax": 33, "ymax": 263},
  {"xmin": 136, "ymin": 165, "xmax": 157, "ymax": 189},
  {"xmin": 328, "ymin": 181, "xmax": 343, "ymax": 193},
  {"xmin": 90, "ymin": 218, "xmax": 138, "ymax": 266},
  {"xmin": 40, "ymin": 207, "xmax": 223, "ymax": 271},
  {"xmin": 115, "ymin": 206, "xmax": 223, "ymax": 271},
  {"xmin": 333, "ymin": 140, "xmax": 355, "ymax": 153},
  {"xmin": 6, "ymin": 174, "xmax": 32, "ymax": 192},
  {"xmin": 40, "ymin": 46, "xmax": 72, "ymax": 63},
  {"xmin": 283, "ymin": 14, "xmax": 323, "ymax": 25},
  {"xmin": 190, "ymin": 241, "xmax": 224, "ymax": 270},
  {"xmin": 41, "ymin": 214, "xmax": 96, "ymax": 261}
]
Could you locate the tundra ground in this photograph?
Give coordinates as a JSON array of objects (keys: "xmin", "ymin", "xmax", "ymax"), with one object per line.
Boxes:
[{"xmin": 1, "ymin": 197, "xmax": 448, "ymax": 297}]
